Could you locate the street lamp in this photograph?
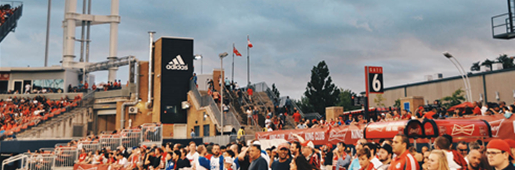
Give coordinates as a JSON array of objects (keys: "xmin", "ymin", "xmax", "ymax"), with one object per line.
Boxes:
[
  {"xmin": 194, "ymin": 54, "xmax": 203, "ymax": 74},
  {"xmin": 443, "ymin": 52, "xmax": 473, "ymax": 102},
  {"xmin": 219, "ymin": 52, "xmax": 228, "ymax": 135}
]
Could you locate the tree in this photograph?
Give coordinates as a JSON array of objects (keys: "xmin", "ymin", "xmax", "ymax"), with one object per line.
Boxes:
[
  {"xmin": 481, "ymin": 59, "xmax": 494, "ymax": 71},
  {"xmin": 374, "ymin": 94, "xmax": 386, "ymax": 107},
  {"xmin": 497, "ymin": 54, "xmax": 515, "ymax": 69},
  {"xmin": 294, "ymin": 96, "xmax": 314, "ymax": 113},
  {"xmin": 337, "ymin": 89, "xmax": 361, "ymax": 111},
  {"xmin": 304, "ymin": 61, "xmax": 341, "ymax": 116},
  {"xmin": 271, "ymin": 83, "xmax": 280, "ymax": 98},
  {"xmin": 393, "ymin": 99, "xmax": 401, "ymax": 108},
  {"xmin": 441, "ymin": 89, "xmax": 466, "ymax": 109}
]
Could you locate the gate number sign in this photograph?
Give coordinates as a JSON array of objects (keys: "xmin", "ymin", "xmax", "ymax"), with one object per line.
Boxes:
[{"xmin": 366, "ymin": 66, "xmax": 383, "ymax": 94}]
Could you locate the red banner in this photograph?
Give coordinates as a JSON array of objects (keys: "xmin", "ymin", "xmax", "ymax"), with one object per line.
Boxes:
[
  {"xmin": 255, "ymin": 127, "xmax": 330, "ymax": 145},
  {"xmin": 74, "ymin": 164, "xmax": 126, "ymax": 170},
  {"xmin": 256, "ymin": 115, "xmax": 515, "ymax": 145},
  {"xmin": 327, "ymin": 125, "xmax": 365, "ymax": 145}
]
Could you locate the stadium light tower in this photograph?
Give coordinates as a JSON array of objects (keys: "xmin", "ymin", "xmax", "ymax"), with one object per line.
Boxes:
[
  {"xmin": 219, "ymin": 52, "xmax": 228, "ymax": 135},
  {"xmin": 195, "ymin": 54, "xmax": 203, "ymax": 74},
  {"xmin": 443, "ymin": 52, "xmax": 473, "ymax": 102}
]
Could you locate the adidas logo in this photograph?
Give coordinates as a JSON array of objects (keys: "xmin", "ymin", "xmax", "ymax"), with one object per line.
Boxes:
[{"xmin": 166, "ymin": 55, "xmax": 188, "ymax": 70}]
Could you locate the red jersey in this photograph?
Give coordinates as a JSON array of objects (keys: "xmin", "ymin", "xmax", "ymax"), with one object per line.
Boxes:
[
  {"xmin": 423, "ymin": 111, "xmax": 436, "ymax": 119},
  {"xmin": 79, "ymin": 153, "xmax": 87, "ymax": 162},
  {"xmin": 308, "ymin": 153, "xmax": 320, "ymax": 170},
  {"xmin": 247, "ymin": 88, "xmax": 253, "ymax": 96},
  {"xmin": 360, "ymin": 163, "xmax": 376, "ymax": 170},
  {"xmin": 293, "ymin": 112, "xmax": 301, "ymax": 122},
  {"xmin": 388, "ymin": 150, "xmax": 419, "ymax": 170},
  {"xmin": 473, "ymin": 106, "xmax": 481, "ymax": 115},
  {"xmin": 401, "ymin": 114, "xmax": 411, "ymax": 120}
]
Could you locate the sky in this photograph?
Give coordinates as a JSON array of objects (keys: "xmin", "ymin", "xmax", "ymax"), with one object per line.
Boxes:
[{"xmin": 1, "ymin": 0, "xmax": 515, "ymax": 100}]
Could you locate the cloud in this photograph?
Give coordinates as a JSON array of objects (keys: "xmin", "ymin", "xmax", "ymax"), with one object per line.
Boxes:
[{"xmin": 1, "ymin": 0, "xmax": 513, "ymax": 101}]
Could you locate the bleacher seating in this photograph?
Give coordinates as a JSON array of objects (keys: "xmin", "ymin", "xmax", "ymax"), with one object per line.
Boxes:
[{"xmin": 0, "ymin": 95, "xmax": 82, "ymax": 140}]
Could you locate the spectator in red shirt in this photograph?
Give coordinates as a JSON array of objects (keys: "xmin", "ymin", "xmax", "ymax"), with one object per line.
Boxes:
[
  {"xmin": 247, "ymin": 88, "xmax": 253, "ymax": 103},
  {"xmin": 389, "ymin": 134, "xmax": 419, "ymax": 170},
  {"xmin": 473, "ymin": 102, "xmax": 482, "ymax": 115},
  {"xmin": 400, "ymin": 110, "xmax": 411, "ymax": 120},
  {"xmin": 293, "ymin": 111, "xmax": 301, "ymax": 124},
  {"xmin": 392, "ymin": 110, "xmax": 400, "ymax": 120}
]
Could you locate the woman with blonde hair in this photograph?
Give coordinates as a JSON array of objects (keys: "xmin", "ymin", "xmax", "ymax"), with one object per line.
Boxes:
[{"xmin": 425, "ymin": 150, "xmax": 450, "ymax": 170}]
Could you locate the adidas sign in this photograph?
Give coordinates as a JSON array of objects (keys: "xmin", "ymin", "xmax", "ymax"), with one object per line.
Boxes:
[{"xmin": 166, "ymin": 55, "xmax": 188, "ymax": 70}]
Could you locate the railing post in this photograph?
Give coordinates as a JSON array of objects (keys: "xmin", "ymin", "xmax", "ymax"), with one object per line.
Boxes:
[{"xmin": 509, "ymin": 0, "xmax": 514, "ymax": 33}]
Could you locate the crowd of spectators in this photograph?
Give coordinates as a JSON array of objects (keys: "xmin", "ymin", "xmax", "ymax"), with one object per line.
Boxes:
[
  {"xmin": 68, "ymin": 80, "xmax": 126, "ymax": 93},
  {"xmin": 0, "ymin": 4, "xmax": 18, "ymax": 26},
  {"xmin": 0, "ymin": 95, "xmax": 81, "ymax": 140}
]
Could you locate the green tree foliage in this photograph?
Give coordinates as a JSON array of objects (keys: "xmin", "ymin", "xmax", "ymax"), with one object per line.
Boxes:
[
  {"xmin": 441, "ymin": 89, "xmax": 466, "ymax": 109},
  {"xmin": 374, "ymin": 94, "xmax": 386, "ymax": 107},
  {"xmin": 294, "ymin": 96, "xmax": 314, "ymax": 113},
  {"xmin": 304, "ymin": 61, "xmax": 341, "ymax": 116},
  {"xmin": 393, "ymin": 99, "xmax": 401, "ymax": 108},
  {"xmin": 271, "ymin": 83, "xmax": 280, "ymax": 98},
  {"xmin": 481, "ymin": 59, "xmax": 494, "ymax": 71},
  {"xmin": 337, "ymin": 89, "xmax": 361, "ymax": 111},
  {"xmin": 497, "ymin": 54, "xmax": 515, "ymax": 69}
]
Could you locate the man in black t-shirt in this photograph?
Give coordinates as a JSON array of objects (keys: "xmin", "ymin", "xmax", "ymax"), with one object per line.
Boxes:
[{"xmin": 272, "ymin": 143, "xmax": 291, "ymax": 170}]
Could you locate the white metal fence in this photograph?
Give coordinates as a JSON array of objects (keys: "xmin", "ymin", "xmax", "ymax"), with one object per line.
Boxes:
[
  {"xmin": 121, "ymin": 129, "xmax": 142, "ymax": 149},
  {"xmin": 26, "ymin": 154, "xmax": 55, "ymax": 170},
  {"xmin": 54, "ymin": 147, "xmax": 78, "ymax": 168},
  {"xmin": 99, "ymin": 134, "xmax": 122, "ymax": 151}
]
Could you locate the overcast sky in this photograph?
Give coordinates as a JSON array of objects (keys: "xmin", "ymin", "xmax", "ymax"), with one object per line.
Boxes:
[{"xmin": 1, "ymin": 0, "xmax": 515, "ymax": 100}]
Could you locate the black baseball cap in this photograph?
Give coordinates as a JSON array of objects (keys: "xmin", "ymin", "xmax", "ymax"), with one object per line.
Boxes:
[{"xmin": 380, "ymin": 144, "xmax": 393, "ymax": 155}]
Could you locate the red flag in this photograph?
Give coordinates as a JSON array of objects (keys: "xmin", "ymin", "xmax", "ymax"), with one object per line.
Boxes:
[
  {"xmin": 233, "ymin": 47, "xmax": 242, "ymax": 56},
  {"xmin": 248, "ymin": 37, "xmax": 253, "ymax": 48}
]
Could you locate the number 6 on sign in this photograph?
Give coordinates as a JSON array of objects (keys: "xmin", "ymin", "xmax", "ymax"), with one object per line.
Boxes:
[
  {"xmin": 366, "ymin": 66, "xmax": 383, "ymax": 93},
  {"xmin": 372, "ymin": 74, "xmax": 381, "ymax": 91}
]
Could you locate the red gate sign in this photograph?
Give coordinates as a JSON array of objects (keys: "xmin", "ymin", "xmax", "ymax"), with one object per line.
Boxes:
[
  {"xmin": 365, "ymin": 66, "xmax": 383, "ymax": 94},
  {"xmin": 364, "ymin": 120, "xmax": 424, "ymax": 139},
  {"xmin": 0, "ymin": 72, "xmax": 9, "ymax": 81}
]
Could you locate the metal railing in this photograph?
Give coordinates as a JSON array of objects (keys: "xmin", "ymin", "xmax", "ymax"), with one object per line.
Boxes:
[
  {"xmin": 99, "ymin": 134, "xmax": 122, "ymax": 151},
  {"xmin": 120, "ymin": 129, "xmax": 142, "ymax": 149},
  {"xmin": 78, "ymin": 141, "xmax": 100, "ymax": 153},
  {"xmin": 25, "ymin": 154, "xmax": 55, "ymax": 170},
  {"xmin": 492, "ymin": 12, "xmax": 515, "ymax": 38},
  {"xmin": 141, "ymin": 123, "xmax": 163, "ymax": 146},
  {"xmin": 2, "ymin": 153, "xmax": 29, "ymax": 170},
  {"xmin": 54, "ymin": 147, "xmax": 78, "ymax": 168}
]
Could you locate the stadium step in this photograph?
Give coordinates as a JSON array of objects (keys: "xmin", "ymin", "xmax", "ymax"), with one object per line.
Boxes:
[
  {"xmin": 17, "ymin": 106, "xmax": 88, "ymax": 138},
  {"xmin": 0, "ymin": 4, "xmax": 22, "ymax": 43}
]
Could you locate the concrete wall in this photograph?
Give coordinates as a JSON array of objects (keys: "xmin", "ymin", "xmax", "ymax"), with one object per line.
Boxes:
[
  {"xmin": 64, "ymin": 69, "xmax": 80, "ymax": 92},
  {"xmin": 187, "ymin": 91, "xmax": 215, "ymax": 138},
  {"xmin": 370, "ymin": 70, "xmax": 515, "ymax": 107},
  {"xmin": 19, "ymin": 108, "xmax": 89, "ymax": 139}
]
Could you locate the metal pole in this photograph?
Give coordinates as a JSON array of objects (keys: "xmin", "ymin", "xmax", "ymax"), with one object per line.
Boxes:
[
  {"xmin": 452, "ymin": 57, "xmax": 473, "ymax": 102},
  {"xmin": 447, "ymin": 58, "xmax": 471, "ymax": 102},
  {"xmin": 148, "ymin": 31, "xmax": 155, "ymax": 106},
  {"xmin": 79, "ymin": 0, "xmax": 86, "ymax": 62},
  {"xmin": 85, "ymin": 0, "xmax": 91, "ymax": 62},
  {"xmin": 509, "ymin": 0, "xmax": 514, "ymax": 33},
  {"xmin": 232, "ymin": 43, "xmax": 235, "ymax": 84},
  {"xmin": 201, "ymin": 57, "xmax": 203, "ymax": 74},
  {"xmin": 247, "ymin": 35, "xmax": 250, "ymax": 87},
  {"xmin": 44, "ymin": 0, "xmax": 51, "ymax": 67},
  {"xmin": 221, "ymin": 58, "xmax": 224, "ymax": 135}
]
